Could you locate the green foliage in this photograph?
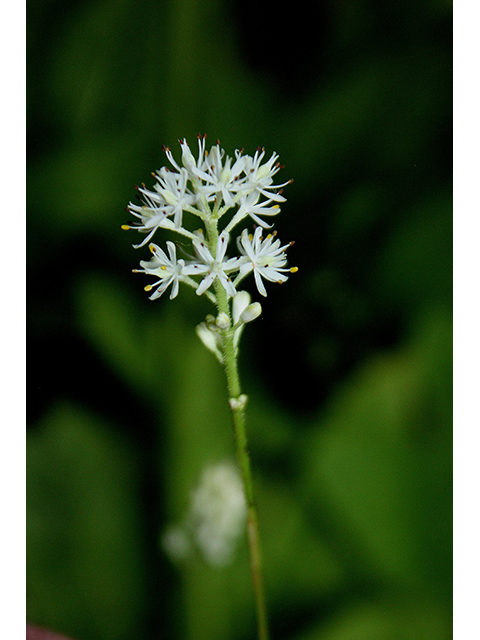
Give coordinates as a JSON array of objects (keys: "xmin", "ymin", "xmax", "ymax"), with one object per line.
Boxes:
[{"xmin": 28, "ymin": 0, "xmax": 451, "ymax": 638}]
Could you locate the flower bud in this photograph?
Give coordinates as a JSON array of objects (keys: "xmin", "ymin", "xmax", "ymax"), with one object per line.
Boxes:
[
  {"xmin": 196, "ymin": 322, "xmax": 223, "ymax": 363},
  {"xmin": 240, "ymin": 302, "xmax": 262, "ymax": 324},
  {"xmin": 232, "ymin": 291, "xmax": 251, "ymax": 325},
  {"xmin": 216, "ymin": 312, "xmax": 230, "ymax": 330}
]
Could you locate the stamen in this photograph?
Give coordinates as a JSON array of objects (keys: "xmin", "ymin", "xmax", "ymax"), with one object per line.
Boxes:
[
  {"xmin": 290, "ymin": 267, "xmax": 298, "ymax": 273},
  {"xmin": 121, "ymin": 225, "xmax": 130, "ymax": 231},
  {"xmin": 144, "ymin": 284, "xmax": 153, "ymax": 292}
]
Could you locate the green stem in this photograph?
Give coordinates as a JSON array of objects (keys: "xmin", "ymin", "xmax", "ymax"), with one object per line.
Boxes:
[
  {"xmin": 215, "ymin": 280, "xmax": 270, "ymax": 640},
  {"xmin": 204, "ymin": 216, "xmax": 269, "ymax": 640}
]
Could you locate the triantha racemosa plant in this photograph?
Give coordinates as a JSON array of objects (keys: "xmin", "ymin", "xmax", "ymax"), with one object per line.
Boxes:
[{"xmin": 122, "ymin": 135, "xmax": 297, "ymax": 640}]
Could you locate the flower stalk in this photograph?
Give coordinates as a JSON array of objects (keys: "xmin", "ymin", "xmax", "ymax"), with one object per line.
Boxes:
[
  {"xmin": 123, "ymin": 136, "xmax": 296, "ymax": 640},
  {"xmin": 216, "ymin": 276, "xmax": 269, "ymax": 640}
]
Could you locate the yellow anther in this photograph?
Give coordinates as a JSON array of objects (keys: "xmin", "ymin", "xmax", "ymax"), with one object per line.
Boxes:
[
  {"xmin": 290, "ymin": 267, "xmax": 298, "ymax": 273},
  {"xmin": 144, "ymin": 284, "xmax": 153, "ymax": 292},
  {"xmin": 161, "ymin": 265, "xmax": 167, "ymax": 271},
  {"xmin": 273, "ymin": 204, "xmax": 280, "ymax": 209},
  {"xmin": 149, "ymin": 244, "xmax": 155, "ymax": 253},
  {"xmin": 121, "ymin": 225, "xmax": 130, "ymax": 230}
]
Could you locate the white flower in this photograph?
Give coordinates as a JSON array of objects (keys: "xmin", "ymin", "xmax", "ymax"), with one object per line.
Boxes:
[
  {"xmin": 226, "ymin": 190, "xmax": 281, "ymax": 231},
  {"xmin": 135, "ymin": 241, "xmax": 186, "ymax": 300},
  {"xmin": 185, "ymin": 230, "xmax": 241, "ymax": 298},
  {"xmin": 161, "ymin": 461, "xmax": 247, "ymax": 567},
  {"xmin": 164, "ymin": 135, "xmax": 208, "ymax": 177},
  {"xmin": 194, "ymin": 143, "xmax": 248, "ymax": 207},
  {"xmin": 243, "ymin": 148, "xmax": 291, "ymax": 201},
  {"xmin": 237, "ymin": 227, "xmax": 296, "ymax": 297},
  {"xmin": 124, "ymin": 193, "xmax": 177, "ymax": 248},
  {"xmin": 149, "ymin": 166, "xmax": 196, "ymax": 228},
  {"xmin": 189, "ymin": 462, "xmax": 247, "ymax": 566},
  {"xmin": 124, "ymin": 167, "xmax": 198, "ymax": 246}
]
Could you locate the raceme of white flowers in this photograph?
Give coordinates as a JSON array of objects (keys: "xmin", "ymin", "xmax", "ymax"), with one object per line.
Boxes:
[
  {"xmin": 161, "ymin": 461, "xmax": 247, "ymax": 567},
  {"xmin": 123, "ymin": 136, "xmax": 297, "ymax": 309}
]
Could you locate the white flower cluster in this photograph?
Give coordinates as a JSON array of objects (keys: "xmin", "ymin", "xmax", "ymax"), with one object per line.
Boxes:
[
  {"xmin": 161, "ymin": 461, "xmax": 247, "ymax": 567},
  {"xmin": 123, "ymin": 136, "xmax": 297, "ymax": 303}
]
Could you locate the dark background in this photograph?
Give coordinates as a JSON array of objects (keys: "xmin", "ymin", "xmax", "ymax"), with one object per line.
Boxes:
[{"xmin": 27, "ymin": 0, "xmax": 452, "ymax": 638}]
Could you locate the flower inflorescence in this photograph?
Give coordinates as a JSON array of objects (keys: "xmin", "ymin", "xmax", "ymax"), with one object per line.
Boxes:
[
  {"xmin": 123, "ymin": 136, "xmax": 297, "ymax": 305},
  {"xmin": 162, "ymin": 461, "xmax": 247, "ymax": 567}
]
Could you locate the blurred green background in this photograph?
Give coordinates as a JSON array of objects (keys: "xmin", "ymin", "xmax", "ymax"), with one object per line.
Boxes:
[{"xmin": 27, "ymin": 0, "xmax": 452, "ymax": 638}]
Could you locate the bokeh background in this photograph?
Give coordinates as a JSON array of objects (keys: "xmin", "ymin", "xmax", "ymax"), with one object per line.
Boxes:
[{"xmin": 27, "ymin": 0, "xmax": 452, "ymax": 638}]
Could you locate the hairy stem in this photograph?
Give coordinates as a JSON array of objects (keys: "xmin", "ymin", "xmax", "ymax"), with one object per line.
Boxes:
[
  {"xmin": 215, "ymin": 280, "xmax": 270, "ymax": 640},
  {"xmin": 204, "ymin": 215, "xmax": 269, "ymax": 640}
]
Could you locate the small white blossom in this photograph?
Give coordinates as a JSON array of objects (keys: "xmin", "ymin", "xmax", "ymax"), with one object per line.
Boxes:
[
  {"xmin": 243, "ymin": 148, "xmax": 291, "ymax": 201},
  {"xmin": 237, "ymin": 227, "xmax": 296, "ymax": 297},
  {"xmin": 164, "ymin": 136, "xmax": 208, "ymax": 177},
  {"xmin": 189, "ymin": 462, "xmax": 247, "ymax": 566},
  {"xmin": 149, "ymin": 166, "xmax": 197, "ymax": 228},
  {"xmin": 135, "ymin": 241, "xmax": 186, "ymax": 300},
  {"xmin": 185, "ymin": 230, "xmax": 241, "ymax": 298},
  {"xmin": 161, "ymin": 461, "xmax": 247, "ymax": 567},
  {"xmin": 194, "ymin": 143, "xmax": 248, "ymax": 207},
  {"xmin": 123, "ymin": 196, "xmax": 177, "ymax": 248},
  {"xmin": 226, "ymin": 190, "xmax": 281, "ymax": 232}
]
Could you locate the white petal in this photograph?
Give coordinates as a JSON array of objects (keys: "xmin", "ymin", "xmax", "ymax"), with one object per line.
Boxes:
[
  {"xmin": 254, "ymin": 270, "xmax": 267, "ymax": 297},
  {"xmin": 196, "ymin": 272, "xmax": 216, "ymax": 295}
]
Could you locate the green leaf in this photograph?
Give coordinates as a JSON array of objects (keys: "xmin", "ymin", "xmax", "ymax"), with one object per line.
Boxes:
[
  {"xmin": 27, "ymin": 402, "xmax": 147, "ymax": 640},
  {"xmin": 302, "ymin": 307, "xmax": 452, "ymax": 592}
]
